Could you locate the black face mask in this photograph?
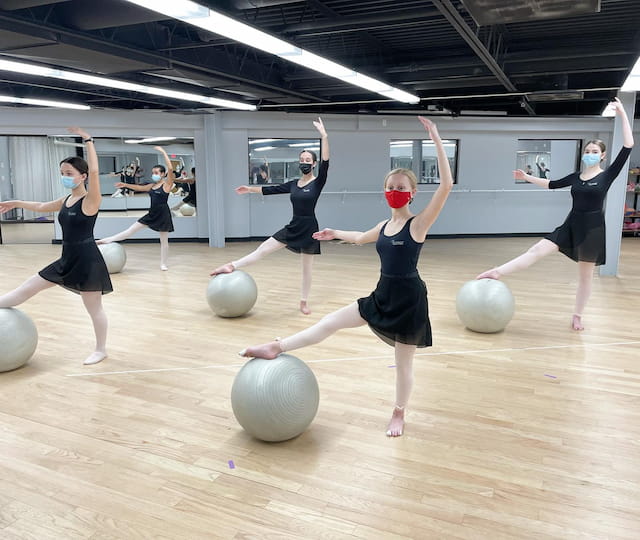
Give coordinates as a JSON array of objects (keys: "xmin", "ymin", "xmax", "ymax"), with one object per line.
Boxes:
[{"xmin": 299, "ymin": 163, "xmax": 313, "ymax": 175}]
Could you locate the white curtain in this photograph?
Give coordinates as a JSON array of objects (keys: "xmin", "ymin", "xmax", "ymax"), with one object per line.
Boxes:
[{"xmin": 8, "ymin": 136, "xmax": 71, "ymax": 220}]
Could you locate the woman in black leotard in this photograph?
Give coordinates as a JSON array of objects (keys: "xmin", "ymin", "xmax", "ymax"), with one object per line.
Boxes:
[
  {"xmin": 98, "ymin": 146, "xmax": 175, "ymax": 271},
  {"xmin": 211, "ymin": 118, "xmax": 329, "ymax": 315},
  {"xmin": 239, "ymin": 117, "xmax": 453, "ymax": 438},
  {"xmin": 477, "ymin": 98, "xmax": 634, "ymax": 331},
  {"xmin": 0, "ymin": 126, "xmax": 112, "ymax": 366}
]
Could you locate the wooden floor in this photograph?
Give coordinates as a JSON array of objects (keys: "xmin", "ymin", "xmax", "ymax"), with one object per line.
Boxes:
[{"xmin": 1, "ymin": 237, "xmax": 639, "ymax": 539}]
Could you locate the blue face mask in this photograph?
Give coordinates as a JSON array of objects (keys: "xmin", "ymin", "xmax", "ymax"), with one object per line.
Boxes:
[
  {"xmin": 151, "ymin": 174, "xmax": 162, "ymax": 182},
  {"xmin": 581, "ymin": 153, "xmax": 601, "ymax": 167},
  {"xmin": 61, "ymin": 175, "xmax": 79, "ymax": 189}
]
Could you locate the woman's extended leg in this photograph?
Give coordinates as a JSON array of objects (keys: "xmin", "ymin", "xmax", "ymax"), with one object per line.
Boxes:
[
  {"xmin": 0, "ymin": 274, "xmax": 55, "ymax": 307},
  {"xmin": 97, "ymin": 222, "xmax": 146, "ymax": 244},
  {"xmin": 211, "ymin": 237, "xmax": 285, "ymax": 274},
  {"xmin": 241, "ymin": 302, "xmax": 366, "ymax": 359},
  {"xmin": 476, "ymin": 239, "xmax": 559, "ymax": 279}
]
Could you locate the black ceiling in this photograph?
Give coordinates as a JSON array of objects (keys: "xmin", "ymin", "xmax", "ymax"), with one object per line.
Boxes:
[{"xmin": 0, "ymin": 0, "xmax": 638, "ymax": 116}]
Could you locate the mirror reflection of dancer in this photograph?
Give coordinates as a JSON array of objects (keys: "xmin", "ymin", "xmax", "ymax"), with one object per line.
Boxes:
[
  {"xmin": 240, "ymin": 117, "xmax": 453, "ymax": 437},
  {"xmin": 0, "ymin": 127, "xmax": 112, "ymax": 365},
  {"xmin": 477, "ymin": 98, "xmax": 634, "ymax": 331},
  {"xmin": 97, "ymin": 146, "xmax": 175, "ymax": 271},
  {"xmin": 211, "ymin": 118, "xmax": 329, "ymax": 315},
  {"xmin": 171, "ymin": 167, "xmax": 197, "ymax": 213}
]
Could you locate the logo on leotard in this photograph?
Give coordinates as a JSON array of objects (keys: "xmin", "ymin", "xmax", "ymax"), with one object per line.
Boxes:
[
  {"xmin": 391, "ymin": 240, "xmax": 404, "ymax": 246},
  {"xmin": 303, "ymin": 189, "xmax": 310, "ymax": 192},
  {"xmin": 67, "ymin": 212, "xmax": 76, "ymax": 216},
  {"xmin": 588, "ymin": 182, "xmax": 598, "ymax": 186}
]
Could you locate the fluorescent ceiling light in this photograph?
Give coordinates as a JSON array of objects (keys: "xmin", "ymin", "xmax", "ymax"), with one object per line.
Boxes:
[
  {"xmin": 122, "ymin": 0, "xmax": 419, "ymax": 104},
  {"xmin": 288, "ymin": 142, "xmax": 318, "ymax": 147},
  {"xmin": 249, "ymin": 139, "xmax": 278, "ymax": 144},
  {"xmin": 621, "ymin": 56, "xmax": 640, "ymax": 92},
  {"xmin": 0, "ymin": 58, "xmax": 256, "ymax": 111},
  {"xmin": 0, "ymin": 94, "xmax": 90, "ymax": 110},
  {"xmin": 124, "ymin": 136, "xmax": 177, "ymax": 144},
  {"xmin": 254, "ymin": 146, "xmax": 276, "ymax": 151}
]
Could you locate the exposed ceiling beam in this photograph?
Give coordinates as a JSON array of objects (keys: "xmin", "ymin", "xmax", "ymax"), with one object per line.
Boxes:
[{"xmin": 431, "ymin": 0, "xmax": 536, "ymax": 115}]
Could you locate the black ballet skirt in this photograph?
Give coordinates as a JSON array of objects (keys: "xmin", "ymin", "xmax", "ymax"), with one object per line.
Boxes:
[
  {"xmin": 138, "ymin": 185, "xmax": 174, "ymax": 232},
  {"xmin": 39, "ymin": 196, "xmax": 113, "ymax": 295},
  {"xmin": 546, "ymin": 210, "xmax": 605, "ymax": 265},
  {"xmin": 272, "ymin": 216, "xmax": 321, "ymax": 255},
  {"xmin": 357, "ymin": 217, "xmax": 432, "ymax": 348}
]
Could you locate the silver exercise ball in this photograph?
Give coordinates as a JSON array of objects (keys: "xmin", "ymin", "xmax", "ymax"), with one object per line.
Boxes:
[
  {"xmin": 0, "ymin": 308, "xmax": 38, "ymax": 372},
  {"xmin": 180, "ymin": 204, "xmax": 196, "ymax": 216},
  {"xmin": 98, "ymin": 242, "xmax": 127, "ymax": 274},
  {"xmin": 206, "ymin": 270, "xmax": 257, "ymax": 318},
  {"xmin": 456, "ymin": 279, "xmax": 515, "ymax": 333},
  {"xmin": 231, "ymin": 354, "xmax": 320, "ymax": 442}
]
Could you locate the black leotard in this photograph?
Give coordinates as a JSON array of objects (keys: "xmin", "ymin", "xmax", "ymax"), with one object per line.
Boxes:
[
  {"xmin": 138, "ymin": 185, "xmax": 174, "ymax": 232},
  {"xmin": 39, "ymin": 195, "xmax": 112, "ymax": 294},
  {"xmin": 358, "ymin": 217, "xmax": 432, "ymax": 347},
  {"xmin": 545, "ymin": 146, "xmax": 631, "ymax": 264},
  {"xmin": 261, "ymin": 160, "xmax": 329, "ymax": 254}
]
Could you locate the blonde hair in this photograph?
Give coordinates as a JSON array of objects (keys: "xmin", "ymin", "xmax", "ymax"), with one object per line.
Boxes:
[
  {"xmin": 383, "ymin": 168, "xmax": 418, "ymax": 190},
  {"xmin": 583, "ymin": 139, "xmax": 606, "ymax": 153}
]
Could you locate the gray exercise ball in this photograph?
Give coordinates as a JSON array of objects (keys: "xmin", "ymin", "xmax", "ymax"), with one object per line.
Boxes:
[
  {"xmin": 0, "ymin": 308, "xmax": 38, "ymax": 372},
  {"xmin": 456, "ymin": 279, "xmax": 515, "ymax": 333},
  {"xmin": 180, "ymin": 204, "xmax": 196, "ymax": 216},
  {"xmin": 98, "ymin": 242, "xmax": 127, "ymax": 274},
  {"xmin": 206, "ymin": 270, "xmax": 257, "ymax": 317},
  {"xmin": 231, "ymin": 354, "xmax": 320, "ymax": 442}
]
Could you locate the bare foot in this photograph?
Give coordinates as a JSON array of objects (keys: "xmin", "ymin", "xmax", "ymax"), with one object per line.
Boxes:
[
  {"xmin": 239, "ymin": 340, "xmax": 283, "ymax": 359},
  {"xmin": 572, "ymin": 314, "xmax": 584, "ymax": 331},
  {"xmin": 160, "ymin": 264, "xmax": 168, "ymax": 271},
  {"xmin": 300, "ymin": 300, "xmax": 311, "ymax": 315},
  {"xmin": 476, "ymin": 268, "xmax": 502, "ymax": 280},
  {"xmin": 386, "ymin": 406, "xmax": 405, "ymax": 437},
  {"xmin": 84, "ymin": 351, "xmax": 107, "ymax": 365},
  {"xmin": 210, "ymin": 262, "xmax": 235, "ymax": 276}
]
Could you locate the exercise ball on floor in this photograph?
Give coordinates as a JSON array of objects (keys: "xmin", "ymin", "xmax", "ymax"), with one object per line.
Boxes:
[
  {"xmin": 231, "ymin": 354, "xmax": 320, "ymax": 442},
  {"xmin": 98, "ymin": 242, "xmax": 127, "ymax": 274},
  {"xmin": 180, "ymin": 204, "xmax": 196, "ymax": 216},
  {"xmin": 0, "ymin": 308, "xmax": 38, "ymax": 372},
  {"xmin": 456, "ymin": 279, "xmax": 515, "ymax": 333},
  {"xmin": 206, "ymin": 270, "xmax": 257, "ymax": 318}
]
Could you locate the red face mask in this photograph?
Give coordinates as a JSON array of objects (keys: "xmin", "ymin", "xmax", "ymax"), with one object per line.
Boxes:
[{"xmin": 384, "ymin": 190, "xmax": 412, "ymax": 208}]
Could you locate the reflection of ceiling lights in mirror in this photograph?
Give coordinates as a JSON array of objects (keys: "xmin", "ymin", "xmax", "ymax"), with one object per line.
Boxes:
[
  {"xmin": 0, "ymin": 58, "xmax": 256, "ymax": 111},
  {"xmin": 0, "ymin": 95, "xmax": 90, "ymax": 110},
  {"xmin": 124, "ymin": 137, "xmax": 178, "ymax": 144},
  {"xmin": 249, "ymin": 139, "xmax": 278, "ymax": 145},
  {"xmin": 122, "ymin": 0, "xmax": 419, "ymax": 104},
  {"xmin": 254, "ymin": 146, "xmax": 276, "ymax": 151}
]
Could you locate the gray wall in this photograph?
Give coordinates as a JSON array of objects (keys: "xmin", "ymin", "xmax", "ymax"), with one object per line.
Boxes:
[
  {"xmin": 0, "ymin": 107, "xmax": 637, "ymax": 243},
  {"xmin": 216, "ymin": 112, "xmax": 631, "ymax": 238}
]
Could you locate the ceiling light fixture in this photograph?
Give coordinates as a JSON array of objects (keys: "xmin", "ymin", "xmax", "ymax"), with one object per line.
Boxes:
[
  {"xmin": 122, "ymin": 0, "xmax": 419, "ymax": 104},
  {"xmin": 0, "ymin": 94, "xmax": 90, "ymax": 110},
  {"xmin": 0, "ymin": 58, "xmax": 256, "ymax": 111}
]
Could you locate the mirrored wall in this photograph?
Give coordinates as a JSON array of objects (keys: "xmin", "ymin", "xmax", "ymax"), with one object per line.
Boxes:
[
  {"xmin": 248, "ymin": 138, "xmax": 321, "ymax": 184},
  {"xmin": 0, "ymin": 134, "xmax": 196, "ymax": 244},
  {"xmin": 390, "ymin": 139, "xmax": 459, "ymax": 184},
  {"xmin": 515, "ymin": 139, "xmax": 582, "ymax": 183}
]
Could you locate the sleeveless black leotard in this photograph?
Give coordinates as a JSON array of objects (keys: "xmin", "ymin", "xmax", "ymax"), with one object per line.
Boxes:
[
  {"xmin": 261, "ymin": 160, "xmax": 329, "ymax": 254},
  {"xmin": 546, "ymin": 146, "xmax": 631, "ymax": 265},
  {"xmin": 357, "ymin": 216, "xmax": 432, "ymax": 348},
  {"xmin": 138, "ymin": 185, "xmax": 174, "ymax": 232},
  {"xmin": 39, "ymin": 195, "xmax": 112, "ymax": 294}
]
